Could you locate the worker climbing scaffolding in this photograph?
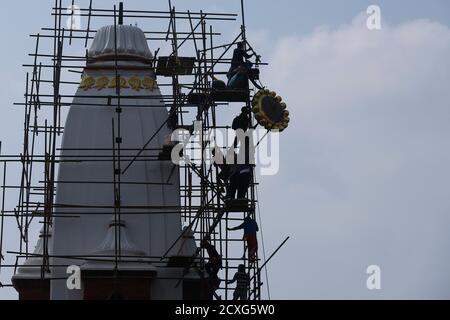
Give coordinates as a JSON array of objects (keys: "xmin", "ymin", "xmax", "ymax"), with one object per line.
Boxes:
[
  {"xmin": 202, "ymin": 240, "xmax": 223, "ymax": 293},
  {"xmin": 228, "ymin": 215, "xmax": 259, "ymax": 263},
  {"xmin": 227, "ymin": 264, "xmax": 251, "ymax": 300}
]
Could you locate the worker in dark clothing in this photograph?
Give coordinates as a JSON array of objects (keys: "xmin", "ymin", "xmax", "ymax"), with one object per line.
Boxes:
[
  {"xmin": 228, "ymin": 215, "xmax": 259, "ymax": 263},
  {"xmin": 202, "ymin": 240, "xmax": 223, "ymax": 291},
  {"xmin": 167, "ymin": 106, "xmax": 178, "ymax": 131},
  {"xmin": 227, "ymin": 264, "xmax": 250, "ymax": 300},
  {"xmin": 203, "ymin": 240, "xmax": 222, "ymax": 279},
  {"xmin": 232, "ymin": 107, "xmax": 254, "ymax": 164},
  {"xmin": 212, "ymin": 148, "xmax": 232, "ymax": 183},
  {"xmin": 227, "ymin": 42, "xmax": 254, "ymax": 80},
  {"xmin": 226, "ymin": 164, "xmax": 252, "ymax": 200},
  {"xmin": 227, "ymin": 42, "xmax": 262, "ymax": 90},
  {"xmin": 225, "ymin": 109, "xmax": 254, "ymax": 201},
  {"xmin": 232, "ymin": 107, "xmax": 251, "ymax": 133}
]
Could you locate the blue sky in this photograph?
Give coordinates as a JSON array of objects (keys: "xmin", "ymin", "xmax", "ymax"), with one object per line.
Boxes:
[
  {"xmin": 1, "ymin": 0, "xmax": 449, "ymax": 92},
  {"xmin": 1, "ymin": 0, "xmax": 450, "ymax": 300},
  {"xmin": 1, "ymin": 0, "xmax": 449, "ymax": 147}
]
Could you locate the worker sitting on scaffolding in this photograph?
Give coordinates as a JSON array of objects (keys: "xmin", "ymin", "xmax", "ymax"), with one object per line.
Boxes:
[
  {"xmin": 227, "ymin": 264, "xmax": 251, "ymax": 300},
  {"xmin": 202, "ymin": 239, "xmax": 223, "ymax": 292},
  {"xmin": 227, "ymin": 41, "xmax": 262, "ymax": 90},
  {"xmin": 228, "ymin": 215, "xmax": 259, "ymax": 263}
]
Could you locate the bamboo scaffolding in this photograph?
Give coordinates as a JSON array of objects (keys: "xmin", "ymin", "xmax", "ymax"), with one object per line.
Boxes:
[{"xmin": 0, "ymin": 0, "xmax": 281, "ymax": 301}]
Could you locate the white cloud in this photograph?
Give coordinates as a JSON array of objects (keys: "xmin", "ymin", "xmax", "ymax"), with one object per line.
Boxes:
[{"xmin": 257, "ymin": 14, "xmax": 450, "ymax": 299}]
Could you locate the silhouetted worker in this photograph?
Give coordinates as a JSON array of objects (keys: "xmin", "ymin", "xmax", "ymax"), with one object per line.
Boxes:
[
  {"xmin": 227, "ymin": 264, "xmax": 250, "ymax": 300},
  {"xmin": 202, "ymin": 240, "xmax": 223, "ymax": 290},
  {"xmin": 227, "ymin": 42, "xmax": 262, "ymax": 90},
  {"xmin": 167, "ymin": 107, "xmax": 178, "ymax": 131},
  {"xmin": 226, "ymin": 164, "xmax": 252, "ymax": 200},
  {"xmin": 232, "ymin": 107, "xmax": 251, "ymax": 133},
  {"xmin": 212, "ymin": 148, "xmax": 232, "ymax": 183},
  {"xmin": 227, "ymin": 42, "xmax": 254, "ymax": 80},
  {"xmin": 228, "ymin": 215, "xmax": 259, "ymax": 262},
  {"xmin": 232, "ymin": 107, "xmax": 254, "ymax": 164}
]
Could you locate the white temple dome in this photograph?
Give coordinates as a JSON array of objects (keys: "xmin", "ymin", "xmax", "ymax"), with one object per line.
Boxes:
[
  {"xmin": 88, "ymin": 25, "xmax": 153, "ymax": 60},
  {"xmin": 13, "ymin": 226, "xmax": 52, "ymax": 279}
]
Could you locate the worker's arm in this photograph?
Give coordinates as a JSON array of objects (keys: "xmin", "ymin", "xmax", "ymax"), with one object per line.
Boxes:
[
  {"xmin": 227, "ymin": 274, "xmax": 237, "ymax": 285},
  {"xmin": 244, "ymin": 51, "xmax": 254, "ymax": 59},
  {"xmin": 205, "ymin": 246, "xmax": 214, "ymax": 258},
  {"xmin": 227, "ymin": 222, "xmax": 244, "ymax": 231}
]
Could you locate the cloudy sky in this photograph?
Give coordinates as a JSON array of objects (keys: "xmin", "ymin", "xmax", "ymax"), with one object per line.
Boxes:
[{"xmin": 1, "ymin": 0, "xmax": 450, "ymax": 299}]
